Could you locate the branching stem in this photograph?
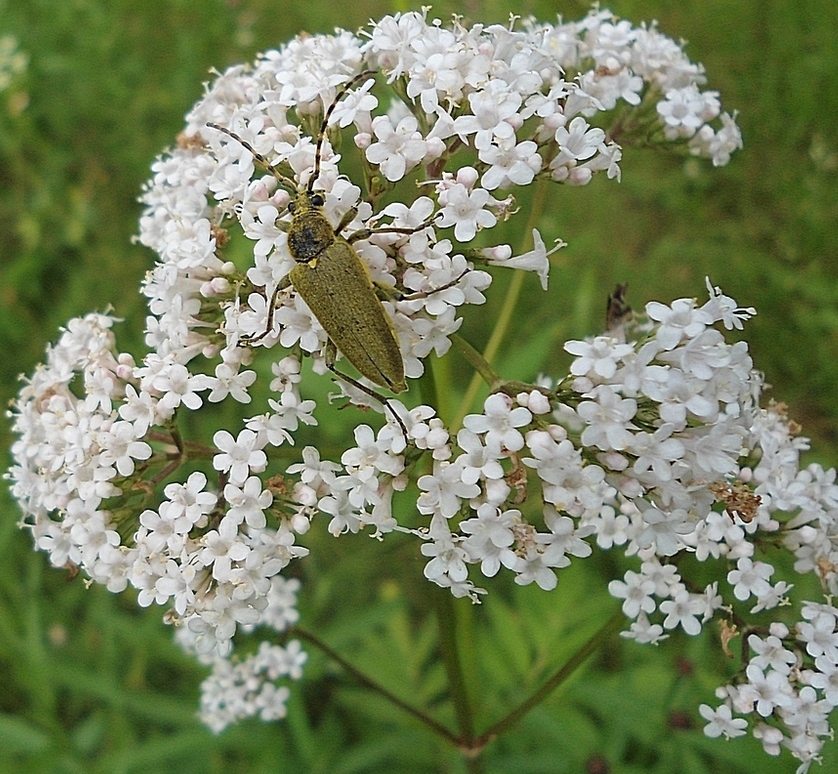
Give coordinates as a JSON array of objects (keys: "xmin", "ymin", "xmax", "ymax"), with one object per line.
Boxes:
[{"xmin": 291, "ymin": 607, "xmax": 625, "ymax": 767}]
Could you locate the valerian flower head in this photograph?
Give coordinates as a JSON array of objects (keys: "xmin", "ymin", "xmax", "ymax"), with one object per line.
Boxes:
[{"xmin": 13, "ymin": 12, "xmax": 836, "ymax": 770}]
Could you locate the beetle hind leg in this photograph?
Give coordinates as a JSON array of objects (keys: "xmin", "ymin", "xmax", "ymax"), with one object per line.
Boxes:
[{"xmin": 324, "ymin": 341, "xmax": 408, "ymax": 440}]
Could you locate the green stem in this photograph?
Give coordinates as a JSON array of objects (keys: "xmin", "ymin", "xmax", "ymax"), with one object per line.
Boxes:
[
  {"xmin": 291, "ymin": 607, "xmax": 624, "ymax": 766},
  {"xmin": 451, "ymin": 176, "xmax": 551, "ymax": 432},
  {"xmin": 290, "ymin": 625, "xmax": 460, "ymax": 746},
  {"xmin": 419, "ymin": 350, "xmax": 440, "ymax": 414},
  {"xmin": 433, "ymin": 589, "xmax": 484, "ymax": 771},
  {"xmin": 450, "ymin": 334, "xmax": 502, "ymax": 390},
  {"xmin": 474, "ymin": 609, "xmax": 625, "ymax": 746}
]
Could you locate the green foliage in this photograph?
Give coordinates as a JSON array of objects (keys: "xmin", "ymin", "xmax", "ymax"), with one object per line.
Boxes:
[{"xmin": 1, "ymin": 1, "xmax": 837, "ymax": 772}]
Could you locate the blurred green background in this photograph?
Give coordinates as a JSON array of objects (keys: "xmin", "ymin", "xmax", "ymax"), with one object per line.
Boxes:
[{"xmin": 1, "ymin": 0, "xmax": 837, "ymax": 772}]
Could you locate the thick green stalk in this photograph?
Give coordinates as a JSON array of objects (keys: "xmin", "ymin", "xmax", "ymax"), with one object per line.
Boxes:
[{"xmin": 433, "ymin": 588, "xmax": 484, "ymax": 771}]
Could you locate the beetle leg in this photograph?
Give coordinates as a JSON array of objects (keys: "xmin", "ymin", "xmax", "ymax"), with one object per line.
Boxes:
[
  {"xmin": 242, "ymin": 274, "xmax": 292, "ymax": 344},
  {"xmin": 345, "ymin": 213, "xmax": 440, "ymax": 244},
  {"xmin": 389, "ymin": 269, "xmax": 472, "ymax": 302},
  {"xmin": 324, "ymin": 341, "xmax": 408, "ymax": 440},
  {"xmin": 334, "ymin": 205, "xmax": 359, "ymax": 234}
]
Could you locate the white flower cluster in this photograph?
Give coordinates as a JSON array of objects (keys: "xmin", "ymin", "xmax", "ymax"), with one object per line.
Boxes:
[
  {"xmin": 700, "ymin": 605, "xmax": 838, "ymax": 771},
  {"xmin": 386, "ymin": 281, "xmax": 761, "ymax": 599},
  {"xmin": 138, "ymin": 6, "xmax": 740, "ymax": 379},
  {"xmin": 21, "ymin": 8, "xmax": 833, "ymax": 758},
  {"xmin": 694, "ymin": 403, "xmax": 838, "ymax": 769},
  {"xmin": 193, "ymin": 638, "xmax": 307, "ymax": 733},
  {"xmin": 175, "ymin": 575, "xmax": 304, "ymax": 732},
  {"xmin": 6, "ymin": 315, "xmax": 308, "ymax": 656}
]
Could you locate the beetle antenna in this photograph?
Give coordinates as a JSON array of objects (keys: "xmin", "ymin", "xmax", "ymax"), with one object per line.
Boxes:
[
  {"xmin": 206, "ymin": 122, "xmax": 296, "ymax": 192},
  {"xmin": 310, "ymin": 69, "xmax": 376, "ymax": 193}
]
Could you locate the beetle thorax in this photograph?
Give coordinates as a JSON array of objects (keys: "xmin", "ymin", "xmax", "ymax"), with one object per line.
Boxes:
[{"xmin": 287, "ymin": 190, "xmax": 335, "ymax": 263}]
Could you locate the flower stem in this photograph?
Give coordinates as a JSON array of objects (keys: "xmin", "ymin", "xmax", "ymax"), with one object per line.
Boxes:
[
  {"xmin": 291, "ymin": 605, "xmax": 623, "ymax": 768},
  {"xmin": 451, "ymin": 176, "xmax": 551, "ymax": 432},
  {"xmin": 432, "ymin": 588, "xmax": 485, "ymax": 770},
  {"xmin": 450, "ymin": 334, "xmax": 502, "ymax": 389},
  {"xmin": 473, "ymin": 609, "xmax": 625, "ymax": 746},
  {"xmin": 290, "ymin": 625, "xmax": 460, "ymax": 745}
]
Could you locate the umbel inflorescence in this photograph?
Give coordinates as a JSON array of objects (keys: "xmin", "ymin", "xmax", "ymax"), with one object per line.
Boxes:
[{"xmin": 8, "ymin": 7, "xmax": 838, "ymax": 770}]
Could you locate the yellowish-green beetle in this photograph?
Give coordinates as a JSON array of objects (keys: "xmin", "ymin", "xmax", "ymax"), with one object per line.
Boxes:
[
  {"xmin": 281, "ymin": 186, "xmax": 407, "ymax": 393},
  {"xmin": 209, "ymin": 72, "xmax": 426, "ymax": 397}
]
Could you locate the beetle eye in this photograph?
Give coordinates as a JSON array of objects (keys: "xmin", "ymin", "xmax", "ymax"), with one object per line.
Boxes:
[
  {"xmin": 310, "ymin": 193, "xmax": 325, "ymax": 207},
  {"xmin": 287, "ymin": 201, "xmax": 296, "ymax": 213}
]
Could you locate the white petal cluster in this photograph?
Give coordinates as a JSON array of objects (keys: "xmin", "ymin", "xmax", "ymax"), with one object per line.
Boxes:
[
  {"xmin": 702, "ymin": 608, "xmax": 838, "ymax": 771},
  {"xmin": 194, "ymin": 638, "xmax": 306, "ymax": 733},
  {"xmin": 135, "ymin": 8, "xmax": 739, "ymax": 375},
  {"xmin": 7, "ymin": 312, "xmax": 310, "ymax": 671},
  {"xmin": 17, "ymin": 13, "xmax": 833, "ymax": 765}
]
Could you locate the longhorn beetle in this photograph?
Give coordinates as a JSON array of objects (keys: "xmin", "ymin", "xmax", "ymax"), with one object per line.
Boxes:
[{"xmin": 209, "ymin": 71, "xmax": 438, "ymax": 417}]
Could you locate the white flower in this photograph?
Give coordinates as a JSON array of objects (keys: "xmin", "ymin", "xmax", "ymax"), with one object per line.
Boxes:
[
  {"xmin": 212, "ymin": 429, "xmax": 268, "ymax": 486},
  {"xmin": 274, "ymin": 294, "xmax": 327, "ymax": 354},
  {"xmin": 555, "ymin": 116, "xmax": 605, "ymax": 161},
  {"xmin": 171, "ymin": 471, "xmax": 214, "ymax": 513},
  {"xmin": 436, "ymin": 177, "xmax": 498, "ymax": 242},
  {"xmin": 797, "ymin": 607, "xmax": 838, "ymax": 662},
  {"xmin": 478, "ymin": 137, "xmax": 541, "ymax": 190},
  {"xmin": 620, "ymin": 612, "xmax": 668, "ymax": 645},
  {"xmin": 646, "ymin": 298, "xmax": 712, "ymax": 351},
  {"xmin": 455, "ymin": 428, "xmax": 505, "ymax": 485},
  {"xmin": 699, "ymin": 703, "xmax": 748, "ymax": 739},
  {"xmin": 365, "ymin": 114, "xmax": 428, "ymax": 182},
  {"xmin": 452, "ymin": 79, "xmax": 521, "ymax": 151},
  {"xmin": 417, "ymin": 460, "xmax": 481, "ymax": 518},
  {"xmin": 576, "ymin": 384, "xmax": 637, "ymax": 451},
  {"xmin": 98, "ymin": 420, "xmax": 152, "ymax": 476},
  {"xmin": 628, "ymin": 424, "xmax": 685, "ymax": 483},
  {"xmin": 460, "ymin": 504, "xmax": 519, "ymax": 577},
  {"xmin": 262, "ymin": 389, "xmax": 317, "ymax": 436},
  {"xmin": 463, "ymin": 393, "xmax": 532, "ymax": 452},
  {"xmin": 740, "ymin": 664, "xmax": 796, "ymax": 717},
  {"xmin": 697, "ymin": 111, "xmax": 743, "ymax": 167},
  {"xmin": 205, "ymin": 362, "xmax": 257, "ymax": 403},
  {"xmin": 608, "ymin": 569, "xmax": 656, "ymax": 618},
  {"xmin": 659, "ymin": 588, "xmax": 704, "ymax": 635},
  {"xmin": 566, "ymin": 336, "xmax": 635, "ymax": 380},
  {"xmin": 806, "ymin": 655, "xmax": 838, "ymax": 706},
  {"xmin": 241, "ymin": 204, "xmax": 286, "ymax": 257},
  {"xmin": 700, "ymin": 277, "xmax": 757, "ymax": 332},
  {"xmin": 151, "ymin": 361, "xmax": 209, "ymax": 415},
  {"xmin": 197, "ymin": 515, "xmax": 251, "ymax": 582},
  {"xmin": 485, "ymin": 229, "xmax": 562, "ymax": 290},
  {"xmin": 421, "ymin": 515, "xmax": 469, "ymax": 582},
  {"xmin": 657, "ymin": 85, "xmax": 718, "ymax": 137},
  {"xmin": 224, "ymin": 476, "xmax": 273, "ymax": 529},
  {"xmin": 727, "ymin": 556, "xmax": 773, "ymax": 602},
  {"xmin": 634, "ymin": 504, "xmax": 695, "ymax": 557},
  {"xmin": 586, "ymin": 505, "xmax": 630, "ymax": 549},
  {"xmin": 118, "ymin": 384, "xmax": 158, "ymax": 435},
  {"xmin": 328, "ymin": 76, "xmax": 377, "ymax": 127}
]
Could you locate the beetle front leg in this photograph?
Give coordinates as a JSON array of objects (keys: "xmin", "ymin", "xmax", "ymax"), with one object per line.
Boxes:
[{"xmin": 335, "ymin": 206, "xmax": 359, "ymax": 234}]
